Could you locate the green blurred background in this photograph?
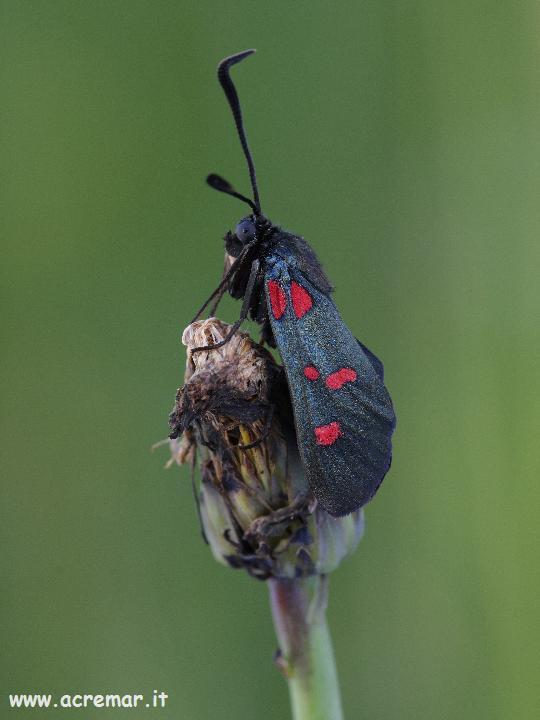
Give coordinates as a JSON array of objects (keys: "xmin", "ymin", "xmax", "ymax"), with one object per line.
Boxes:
[{"xmin": 2, "ymin": 1, "xmax": 539, "ymax": 718}]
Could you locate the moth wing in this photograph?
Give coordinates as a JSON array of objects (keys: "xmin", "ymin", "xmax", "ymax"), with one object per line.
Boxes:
[
  {"xmin": 356, "ymin": 338, "xmax": 384, "ymax": 380},
  {"xmin": 265, "ymin": 265, "xmax": 396, "ymax": 516}
]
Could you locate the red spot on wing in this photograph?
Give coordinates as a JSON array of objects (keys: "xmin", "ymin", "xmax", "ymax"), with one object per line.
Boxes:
[
  {"xmin": 326, "ymin": 368, "xmax": 357, "ymax": 390},
  {"xmin": 303, "ymin": 365, "xmax": 320, "ymax": 381},
  {"xmin": 314, "ymin": 422, "xmax": 342, "ymax": 446},
  {"xmin": 267, "ymin": 280, "xmax": 287, "ymax": 320},
  {"xmin": 290, "ymin": 281, "xmax": 313, "ymax": 319}
]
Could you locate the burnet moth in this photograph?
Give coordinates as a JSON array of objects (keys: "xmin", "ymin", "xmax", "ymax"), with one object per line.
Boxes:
[{"xmin": 188, "ymin": 49, "xmax": 396, "ymax": 517}]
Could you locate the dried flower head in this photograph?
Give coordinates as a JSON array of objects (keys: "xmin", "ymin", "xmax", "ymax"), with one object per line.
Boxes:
[{"xmin": 169, "ymin": 318, "xmax": 364, "ymax": 580}]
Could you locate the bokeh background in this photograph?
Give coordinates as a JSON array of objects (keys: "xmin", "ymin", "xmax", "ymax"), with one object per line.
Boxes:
[{"xmin": 2, "ymin": 2, "xmax": 539, "ymax": 718}]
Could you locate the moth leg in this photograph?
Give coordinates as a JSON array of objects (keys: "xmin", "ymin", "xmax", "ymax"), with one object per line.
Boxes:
[
  {"xmin": 252, "ymin": 293, "xmax": 274, "ymax": 347},
  {"xmin": 190, "ymin": 240, "xmax": 257, "ymax": 323},
  {"xmin": 208, "ymin": 257, "xmax": 235, "ymax": 317},
  {"xmin": 191, "ymin": 259, "xmax": 261, "ymax": 354},
  {"xmin": 190, "ymin": 256, "xmax": 240, "ymax": 323},
  {"xmin": 208, "ymin": 282, "xmax": 227, "ymax": 317},
  {"xmin": 244, "ymin": 495, "xmax": 312, "ymax": 542},
  {"xmin": 259, "ymin": 317, "xmax": 276, "ymax": 347},
  {"xmin": 238, "ymin": 404, "xmax": 275, "ymax": 450}
]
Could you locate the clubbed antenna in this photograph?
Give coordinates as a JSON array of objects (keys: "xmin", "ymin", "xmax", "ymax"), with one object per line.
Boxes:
[
  {"xmin": 214, "ymin": 49, "xmax": 261, "ymax": 215},
  {"xmin": 206, "ymin": 173, "xmax": 257, "ymax": 212}
]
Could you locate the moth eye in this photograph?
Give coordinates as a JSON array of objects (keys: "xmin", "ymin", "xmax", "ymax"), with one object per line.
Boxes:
[{"xmin": 235, "ymin": 218, "xmax": 256, "ymax": 244}]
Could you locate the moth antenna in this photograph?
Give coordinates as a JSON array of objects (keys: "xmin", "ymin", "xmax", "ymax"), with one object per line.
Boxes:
[
  {"xmin": 216, "ymin": 49, "xmax": 261, "ymax": 215},
  {"xmin": 206, "ymin": 173, "xmax": 256, "ymax": 212}
]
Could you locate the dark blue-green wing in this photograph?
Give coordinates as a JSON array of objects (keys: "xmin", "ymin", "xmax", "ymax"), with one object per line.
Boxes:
[{"xmin": 265, "ymin": 262, "xmax": 396, "ymax": 516}]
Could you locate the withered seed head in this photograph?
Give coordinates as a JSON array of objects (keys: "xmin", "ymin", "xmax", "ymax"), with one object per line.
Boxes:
[{"xmin": 169, "ymin": 318, "xmax": 364, "ymax": 580}]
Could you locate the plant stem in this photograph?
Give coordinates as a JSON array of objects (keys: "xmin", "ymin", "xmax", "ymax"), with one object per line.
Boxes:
[{"xmin": 268, "ymin": 575, "xmax": 344, "ymax": 720}]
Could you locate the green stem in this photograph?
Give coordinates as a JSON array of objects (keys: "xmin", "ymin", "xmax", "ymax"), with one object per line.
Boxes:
[{"xmin": 268, "ymin": 575, "xmax": 344, "ymax": 720}]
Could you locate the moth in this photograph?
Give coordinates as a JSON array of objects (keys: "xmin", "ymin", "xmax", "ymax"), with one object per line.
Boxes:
[{"xmin": 187, "ymin": 50, "xmax": 396, "ymax": 517}]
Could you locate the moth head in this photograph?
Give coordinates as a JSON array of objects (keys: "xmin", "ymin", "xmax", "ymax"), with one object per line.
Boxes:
[{"xmin": 224, "ymin": 216, "xmax": 256, "ymax": 258}]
